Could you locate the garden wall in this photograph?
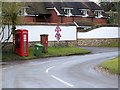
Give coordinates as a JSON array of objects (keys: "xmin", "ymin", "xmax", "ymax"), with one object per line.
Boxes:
[
  {"xmin": 78, "ymin": 38, "xmax": 119, "ymax": 46},
  {"xmin": 2, "ymin": 25, "xmax": 120, "ymax": 47},
  {"xmin": 2, "ymin": 24, "xmax": 76, "ymax": 42},
  {"xmin": 78, "ymin": 27, "xmax": 119, "ymax": 46},
  {"xmin": 29, "ymin": 40, "xmax": 77, "ymax": 47},
  {"xmin": 1, "ymin": 24, "xmax": 77, "ymax": 47}
]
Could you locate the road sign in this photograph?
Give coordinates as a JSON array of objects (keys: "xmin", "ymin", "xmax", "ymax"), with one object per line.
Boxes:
[
  {"xmin": 55, "ymin": 25, "xmax": 61, "ymax": 32},
  {"xmin": 55, "ymin": 25, "xmax": 62, "ymax": 41},
  {"xmin": 55, "ymin": 32, "xmax": 61, "ymax": 41}
]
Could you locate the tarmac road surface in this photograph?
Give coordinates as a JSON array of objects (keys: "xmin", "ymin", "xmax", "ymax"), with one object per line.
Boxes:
[{"xmin": 2, "ymin": 50, "xmax": 119, "ymax": 88}]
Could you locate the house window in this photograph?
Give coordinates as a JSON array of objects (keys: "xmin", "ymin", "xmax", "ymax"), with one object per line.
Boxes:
[
  {"xmin": 94, "ymin": 11, "xmax": 103, "ymax": 18},
  {"xmin": 79, "ymin": 9, "xmax": 89, "ymax": 17},
  {"xmin": 20, "ymin": 7, "xmax": 29, "ymax": 16},
  {"xmin": 63, "ymin": 8, "xmax": 73, "ymax": 16}
]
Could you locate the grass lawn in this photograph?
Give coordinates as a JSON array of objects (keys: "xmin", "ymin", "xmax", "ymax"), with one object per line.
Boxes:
[
  {"xmin": 100, "ymin": 56, "xmax": 120, "ymax": 75},
  {"xmin": 2, "ymin": 47, "xmax": 91, "ymax": 62},
  {"xmin": 100, "ymin": 42, "xmax": 120, "ymax": 47}
]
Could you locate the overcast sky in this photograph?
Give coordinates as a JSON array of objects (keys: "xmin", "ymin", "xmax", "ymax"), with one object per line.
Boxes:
[{"xmin": 89, "ymin": 0, "xmax": 99, "ymax": 3}]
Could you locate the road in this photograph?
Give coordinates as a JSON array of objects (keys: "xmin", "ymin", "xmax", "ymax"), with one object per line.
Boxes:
[{"xmin": 2, "ymin": 47, "xmax": 119, "ymax": 88}]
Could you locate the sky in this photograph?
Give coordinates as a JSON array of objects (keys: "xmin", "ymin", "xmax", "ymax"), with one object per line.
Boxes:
[
  {"xmin": 89, "ymin": 0, "xmax": 100, "ymax": 4},
  {"xmin": 89, "ymin": 0, "xmax": 99, "ymax": 3},
  {"xmin": 3, "ymin": 0, "xmax": 100, "ymax": 2}
]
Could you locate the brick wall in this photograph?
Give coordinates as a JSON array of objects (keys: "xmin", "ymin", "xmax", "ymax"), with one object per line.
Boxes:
[
  {"xmin": 93, "ymin": 18, "xmax": 107, "ymax": 24},
  {"xmin": 62, "ymin": 16, "xmax": 74, "ymax": 23},
  {"xmin": 18, "ymin": 16, "xmax": 49, "ymax": 23},
  {"xmin": 74, "ymin": 17, "xmax": 92, "ymax": 22},
  {"xmin": 17, "ymin": 16, "xmax": 34, "ymax": 23},
  {"xmin": 19, "ymin": 9, "xmax": 107, "ymax": 24},
  {"xmin": 23, "ymin": 16, "xmax": 34, "ymax": 22},
  {"xmin": 36, "ymin": 17, "xmax": 49, "ymax": 22},
  {"xmin": 78, "ymin": 38, "xmax": 119, "ymax": 46},
  {"xmin": 49, "ymin": 10, "xmax": 60, "ymax": 23},
  {"xmin": 48, "ymin": 9, "xmax": 107, "ymax": 24}
]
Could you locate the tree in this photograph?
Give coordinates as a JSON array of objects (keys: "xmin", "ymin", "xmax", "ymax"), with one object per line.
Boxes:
[
  {"xmin": 0, "ymin": 2, "xmax": 23, "ymax": 49},
  {"xmin": 99, "ymin": 2, "xmax": 119, "ymax": 12},
  {"xmin": 99, "ymin": 2, "xmax": 120, "ymax": 24},
  {"xmin": 116, "ymin": 2, "xmax": 120, "ymax": 25}
]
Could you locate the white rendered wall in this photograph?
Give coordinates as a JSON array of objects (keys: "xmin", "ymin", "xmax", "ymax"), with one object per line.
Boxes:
[
  {"xmin": 78, "ymin": 27, "xmax": 120, "ymax": 38},
  {"xmin": 1, "ymin": 25, "xmax": 76, "ymax": 42}
]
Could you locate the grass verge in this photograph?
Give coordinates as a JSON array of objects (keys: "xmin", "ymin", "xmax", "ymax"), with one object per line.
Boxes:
[
  {"xmin": 2, "ymin": 47, "xmax": 91, "ymax": 62},
  {"xmin": 100, "ymin": 42, "xmax": 120, "ymax": 47},
  {"xmin": 100, "ymin": 56, "xmax": 120, "ymax": 75}
]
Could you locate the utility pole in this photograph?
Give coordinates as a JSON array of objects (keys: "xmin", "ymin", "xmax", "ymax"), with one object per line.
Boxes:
[
  {"xmin": 0, "ymin": 1, "xmax": 2, "ymax": 53},
  {"xmin": 117, "ymin": 1, "xmax": 120, "ymax": 25}
]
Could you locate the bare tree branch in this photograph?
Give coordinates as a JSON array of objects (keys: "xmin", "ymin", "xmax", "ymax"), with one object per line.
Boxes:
[
  {"xmin": 2, "ymin": 24, "xmax": 12, "ymax": 48},
  {"xmin": 0, "ymin": 25, "xmax": 5, "ymax": 42},
  {"xmin": 1, "ymin": 2, "xmax": 24, "ymax": 49}
]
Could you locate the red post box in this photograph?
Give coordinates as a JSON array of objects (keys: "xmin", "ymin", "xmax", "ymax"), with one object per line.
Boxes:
[
  {"xmin": 15, "ymin": 29, "xmax": 28, "ymax": 56},
  {"xmin": 40, "ymin": 34, "xmax": 48, "ymax": 53}
]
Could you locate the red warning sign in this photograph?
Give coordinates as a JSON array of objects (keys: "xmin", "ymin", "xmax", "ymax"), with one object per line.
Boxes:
[
  {"xmin": 55, "ymin": 25, "xmax": 61, "ymax": 32},
  {"xmin": 55, "ymin": 25, "xmax": 62, "ymax": 41},
  {"xmin": 55, "ymin": 32, "xmax": 61, "ymax": 41}
]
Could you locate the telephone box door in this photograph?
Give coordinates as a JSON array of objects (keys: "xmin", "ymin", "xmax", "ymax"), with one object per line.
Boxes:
[{"xmin": 23, "ymin": 31, "xmax": 28, "ymax": 56}]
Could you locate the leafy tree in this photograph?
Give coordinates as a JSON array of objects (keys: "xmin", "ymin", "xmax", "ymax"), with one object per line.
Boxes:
[
  {"xmin": 99, "ymin": 2, "xmax": 120, "ymax": 12},
  {"xmin": 99, "ymin": 2, "xmax": 120, "ymax": 24}
]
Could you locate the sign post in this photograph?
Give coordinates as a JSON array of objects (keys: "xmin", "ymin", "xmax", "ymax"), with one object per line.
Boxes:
[{"xmin": 55, "ymin": 25, "xmax": 62, "ymax": 42}]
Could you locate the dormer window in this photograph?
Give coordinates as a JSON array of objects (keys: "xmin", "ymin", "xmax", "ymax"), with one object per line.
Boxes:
[
  {"xmin": 79, "ymin": 9, "xmax": 89, "ymax": 17},
  {"xmin": 62, "ymin": 8, "xmax": 73, "ymax": 16},
  {"xmin": 20, "ymin": 7, "xmax": 29, "ymax": 16},
  {"xmin": 94, "ymin": 10, "xmax": 103, "ymax": 18}
]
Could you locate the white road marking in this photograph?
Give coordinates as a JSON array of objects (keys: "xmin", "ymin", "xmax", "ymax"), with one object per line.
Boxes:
[
  {"xmin": 30, "ymin": 62, "xmax": 34, "ymax": 63},
  {"xmin": 3, "ymin": 68, "xmax": 7, "ymax": 69},
  {"xmin": 3, "ymin": 66, "xmax": 14, "ymax": 70},
  {"xmin": 51, "ymin": 75, "xmax": 73, "ymax": 87},
  {"xmin": 46, "ymin": 66, "xmax": 55, "ymax": 73}
]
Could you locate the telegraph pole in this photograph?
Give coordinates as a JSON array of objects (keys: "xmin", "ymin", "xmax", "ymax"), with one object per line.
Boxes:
[{"xmin": 117, "ymin": 1, "xmax": 120, "ymax": 25}]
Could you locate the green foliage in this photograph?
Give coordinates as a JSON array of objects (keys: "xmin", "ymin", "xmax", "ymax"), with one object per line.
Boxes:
[
  {"xmin": 100, "ymin": 42, "xmax": 120, "ymax": 47},
  {"xmin": 2, "ymin": 2, "xmax": 23, "ymax": 25},
  {"xmin": 1, "ymin": 2, "xmax": 24, "ymax": 49},
  {"xmin": 107, "ymin": 16, "xmax": 114, "ymax": 23},
  {"xmin": 100, "ymin": 2, "xmax": 120, "ymax": 24},
  {"xmin": 100, "ymin": 2, "xmax": 120, "ymax": 12},
  {"xmin": 100, "ymin": 56, "xmax": 120, "ymax": 75}
]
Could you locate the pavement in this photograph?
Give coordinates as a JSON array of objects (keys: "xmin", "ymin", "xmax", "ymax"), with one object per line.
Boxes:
[{"xmin": 2, "ymin": 46, "xmax": 119, "ymax": 88}]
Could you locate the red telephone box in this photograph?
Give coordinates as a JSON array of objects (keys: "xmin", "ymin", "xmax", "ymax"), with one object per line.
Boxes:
[
  {"xmin": 40, "ymin": 34, "xmax": 48, "ymax": 52},
  {"xmin": 15, "ymin": 29, "xmax": 28, "ymax": 56}
]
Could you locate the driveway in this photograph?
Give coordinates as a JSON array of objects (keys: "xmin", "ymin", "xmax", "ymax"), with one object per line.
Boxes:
[{"xmin": 2, "ymin": 47, "xmax": 119, "ymax": 88}]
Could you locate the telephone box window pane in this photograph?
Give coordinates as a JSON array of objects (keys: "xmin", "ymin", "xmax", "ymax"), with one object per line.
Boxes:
[
  {"xmin": 24, "ymin": 34, "xmax": 27, "ymax": 53},
  {"xmin": 16, "ymin": 34, "xmax": 20, "ymax": 48}
]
